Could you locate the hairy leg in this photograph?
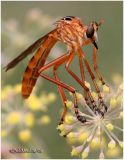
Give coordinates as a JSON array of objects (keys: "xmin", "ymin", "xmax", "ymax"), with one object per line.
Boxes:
[
  {"xmin": 78, "ymin": 47, "xmax": 108, "ymax": 115},
  {"xmin": 38, "ymin": 54, "xmax": 86, "ymax": 123}
]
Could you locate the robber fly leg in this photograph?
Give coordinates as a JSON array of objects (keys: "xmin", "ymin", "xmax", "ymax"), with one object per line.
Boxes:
[{"xmin": 78, "ymin": 48, "xmax": 108, "ymax": 116}]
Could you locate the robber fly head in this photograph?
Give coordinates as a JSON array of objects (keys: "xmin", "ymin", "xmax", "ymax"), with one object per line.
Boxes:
[{"xmin": 86, "ymin": 20, "xmax": 104, "ymax": 49}]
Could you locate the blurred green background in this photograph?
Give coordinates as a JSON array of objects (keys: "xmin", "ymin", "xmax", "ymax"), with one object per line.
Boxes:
[{"xmin": 1, "ymin": 1, "xmax": 123, "ymax": 159}]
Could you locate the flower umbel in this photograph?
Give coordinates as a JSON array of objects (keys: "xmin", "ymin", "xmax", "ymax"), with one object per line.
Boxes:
[
  {"xmin": 1, "ymin": 83, "xmax": 56, "ymax": 159},
  {"xmin": 58, "ymin": 81, "xmax": 123, "ymax": 159}
]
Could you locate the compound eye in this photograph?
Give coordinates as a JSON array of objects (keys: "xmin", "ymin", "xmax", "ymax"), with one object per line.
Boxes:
[
  {"xmin": 65, "ymin": 17, "xmax": 72, "ymax": 21},
  {"xmin": 86, "ymin": 25, "xmax": 94, "ymax": 38},
  {"xmin": 63, "ymin": 16, "xmax": 75, "ymax": 21}
]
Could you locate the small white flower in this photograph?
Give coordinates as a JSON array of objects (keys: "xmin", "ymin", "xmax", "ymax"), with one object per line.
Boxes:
[{"xmin": 58, "ymin": 81, "xmax": 123, "ymax": 159}]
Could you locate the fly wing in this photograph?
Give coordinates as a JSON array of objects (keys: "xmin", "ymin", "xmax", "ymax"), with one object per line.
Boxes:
[
  {"xmin": 4, "ymin": 29, "xmax": 56, "ymax": 71},
  {"xmin": 22, "ymin": 35, "xmax": 57, "ymax": 98}
]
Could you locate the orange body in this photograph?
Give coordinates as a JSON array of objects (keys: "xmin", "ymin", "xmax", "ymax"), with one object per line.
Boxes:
[
  {"xmin": 5, "ymin": 16, "xmax": 95, "ymax": 98},
  {"xmin": 22, "ymin": 37, "xmax": 57, "ymax": 98},
  {"xmin": 5, "ymin": 16, "xmax": 106, "ymax": 123}
]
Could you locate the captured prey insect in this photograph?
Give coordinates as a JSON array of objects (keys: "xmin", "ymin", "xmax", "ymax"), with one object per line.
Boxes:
[{"xmin": 5, "ymin": 16, "xmax": 108, "ymax": 125}]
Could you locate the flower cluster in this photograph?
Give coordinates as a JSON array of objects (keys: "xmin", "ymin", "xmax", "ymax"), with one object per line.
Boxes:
[
  {"xmin": 1, "ymin": 84, "xmax": 56, "ymax": 158},
  {"xmin": 57, "ymin": 75, "xmax": 123, "ymax": 159}
]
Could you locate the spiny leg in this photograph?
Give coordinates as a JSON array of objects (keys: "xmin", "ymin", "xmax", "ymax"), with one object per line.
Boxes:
[
  {"xmin": 40, "ymin": 73, "xmax": 86, "ymax": 123},
  {"xmin": 65, "ymin": 52, "xmax": 98, "ymax": 112},
  {"xmin": 39, "ymin": 53, "xmax": 69, "ymax": 124},
  {"xmin": 83, "ymin": 49, "xmax": 108, "ymax": 114},
  {"xmin": 38, "ymin": 54, "xmax": 86, "ymax": 123},
  {"xmin": 54, "ymin": 69, "xmax": 67, "ymax": 125},
  {"xmin": 53, "ymin": 56, "xmax": 87, "ymax": 124},
  {"xmin": 93, "ymin": 47, "xmax": 107, "ymax": 86},
  {"xmin": 78, "ymin": 48, "xmax": 108, "ymax": 115},
  {"xmin": 53, "ymin": 58, "xmax": 68, "ymax": 125},
  {"xmin": 79, "ymin": 55, "xmax": 92, "ymax": 108}
]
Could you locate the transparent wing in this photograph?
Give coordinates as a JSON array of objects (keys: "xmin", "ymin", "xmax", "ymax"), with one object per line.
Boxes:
[{"xmin": 4, "ymin": 29, "xmax": 56, "ymax": 71}]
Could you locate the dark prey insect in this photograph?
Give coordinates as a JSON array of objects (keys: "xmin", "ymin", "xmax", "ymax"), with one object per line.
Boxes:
[{"xmin": 5, "ymin": 16, "xmax": 108, "ymax": 125}]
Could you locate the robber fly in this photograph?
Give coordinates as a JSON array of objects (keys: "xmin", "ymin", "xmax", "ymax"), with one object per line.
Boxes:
[{"xmin": 5, "ymin": 16, "xmax": 108, "ymax": 124}]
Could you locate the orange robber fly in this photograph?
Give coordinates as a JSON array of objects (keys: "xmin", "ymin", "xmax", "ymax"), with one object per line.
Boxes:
[{"xmin": 5, "ymin": 16, "xmax": 108, "ymax": 124}]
